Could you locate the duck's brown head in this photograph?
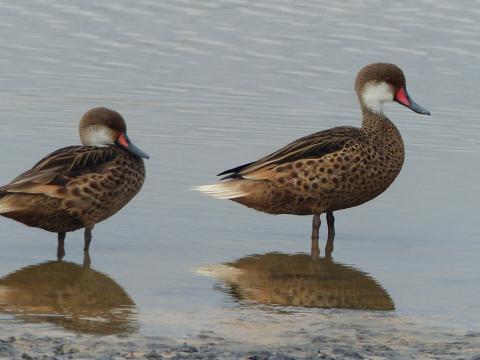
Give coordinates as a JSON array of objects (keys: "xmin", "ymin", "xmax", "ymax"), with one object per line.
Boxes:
[
  {"xmin": 355, "ymin": 63, "xmax": 430, "ymax": 116},
  {"xmin": 79, "ymin": 107, "xmax": 149, "ymax": 159}
]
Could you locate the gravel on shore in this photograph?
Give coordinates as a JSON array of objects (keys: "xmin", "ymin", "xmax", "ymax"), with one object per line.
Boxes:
[{"xmin": 1, "ymin": 320, "xmax": 480, "ymax": 360}]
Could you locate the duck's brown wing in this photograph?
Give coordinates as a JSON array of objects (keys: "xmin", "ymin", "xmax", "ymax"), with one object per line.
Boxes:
[
  {"xmin": 0, "ymin": 146, "xmax": 117, "ymax": 196},
  {"xmin": 218, "ymin": 126, "xmax": 366, "ymax": 179}
]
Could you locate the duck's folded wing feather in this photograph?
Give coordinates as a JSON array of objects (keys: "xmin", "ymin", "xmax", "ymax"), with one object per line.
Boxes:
[
  {"xmin": 0, "ymin": 146, "xmax": 117, "ymax": 196},
  {"xmin": 218, "ymin": 126, "xmax": 365, "ymax": 179}
]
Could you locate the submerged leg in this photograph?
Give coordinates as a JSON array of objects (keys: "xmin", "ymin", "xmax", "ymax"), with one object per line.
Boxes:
[
  {"xmin": 312, "ymin": 213, "xmax": 321, "ymax": 238},
  {"xmin": 311, "ymin": 214, "xmax": 321, "ymax": 259},
  {"xmin": 57, "ymin": 232, "xmax": 66, "ymax": 261},
  {"xmin": 325, "ymin": 211, "xmax": 335, "ymax": 258},
  {"xmin": 84, "ymin": 226, "xmax": 93, "ymax": 252},
  {"xmin": 83, "ymin": 251, "xmax": 91, "ymax": 268}
]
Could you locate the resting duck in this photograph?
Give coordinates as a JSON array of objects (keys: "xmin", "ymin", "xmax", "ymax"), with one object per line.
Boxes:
[
  {"xmin": 0, "ymin": 107, "xmax": 149, "ymax": 259},
  {"xmin": 196, "ymin": 63, "xmax": 430, "ymax": 253}
]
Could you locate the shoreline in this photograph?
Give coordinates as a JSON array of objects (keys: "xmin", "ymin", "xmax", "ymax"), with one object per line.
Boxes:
[{"xmin": 2, "ymin": 318, "xmax": 479, "ymax": 360}]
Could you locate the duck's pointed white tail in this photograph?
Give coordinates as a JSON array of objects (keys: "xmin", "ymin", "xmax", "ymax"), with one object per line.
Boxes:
[
  {"xmin": 193, "ymin": 180, "xmax": 248, "ymax": 200},
  {"xmin": 0, "ymin": 196, "xmax": 17, "ymax": 214},
  {"xmin": 196, "ymin": 264, "xmax": 243, "ymax": 282},
  {"xmin": 0, "ymin": 206, "xmax": 14, "ymax": 214}
]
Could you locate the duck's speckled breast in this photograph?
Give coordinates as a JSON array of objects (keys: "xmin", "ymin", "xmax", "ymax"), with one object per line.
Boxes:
[
  {"xmin": 76, "ymin": 148, "xmax": 146, "ymax": 227},
  {"xmin": 324, "ymin": 127, "xmax": 404, "ymax": 212}
]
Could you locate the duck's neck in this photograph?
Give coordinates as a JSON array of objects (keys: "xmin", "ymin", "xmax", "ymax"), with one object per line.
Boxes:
[
  {"xmin": 360, "ymin": 108, "xmax": 405, "ymax": 171},
  {"xmin": 360, "ymin": 107, "xmax": 405, "ymax": 180},
  {"xmin": 360, "ymin": 108, "xmax": 401, "ymax": 143}
]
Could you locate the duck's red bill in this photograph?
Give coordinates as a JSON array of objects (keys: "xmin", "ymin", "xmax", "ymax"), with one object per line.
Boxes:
[
  {"xmin": 394, "ymin": 87, "xmax": 430, "ymax": 116},
  {"xmin": 116, "ymin": 132, "xmax": 150, "ymax": 159}
]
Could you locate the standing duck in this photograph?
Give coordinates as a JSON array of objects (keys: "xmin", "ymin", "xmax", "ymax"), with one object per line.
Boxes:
[
  {"xmin": 196, "ymin": 63, "xmax": 430, "ymax": 253},
  {"xmin": 0, "ymin": 107, "xmax": 149, "ymax": 259}
]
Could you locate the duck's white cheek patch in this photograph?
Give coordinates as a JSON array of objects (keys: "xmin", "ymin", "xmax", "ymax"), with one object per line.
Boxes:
[
  {"xmin": 83, "ymin": 127, "xmax": 114, "ymax": 146},
  {"xmin": 362, "ymin": 81, "xmax": 394, "ymax": 114}
]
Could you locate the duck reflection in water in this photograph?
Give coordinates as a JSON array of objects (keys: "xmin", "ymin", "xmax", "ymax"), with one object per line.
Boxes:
[
  {"xmin": 199, "ymin": 250, "xmax": 394, "ymax": 311},
  {"xmin": 0, "ymin": 254, "xmax": 138, "ymax": 335}
]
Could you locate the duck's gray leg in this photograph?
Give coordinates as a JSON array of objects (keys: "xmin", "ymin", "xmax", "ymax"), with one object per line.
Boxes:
[
  {"xmin": 84, "ymin": 226, "xmax": 93, "ymax": 252},
  {"xmin": 311, "ymin": 214, "xmax": 321, "ymax": 259},
  {"xmin": 325, "ymin": 211, "xmax": 335, "ymax": 258},
  {"xmin": 57, "ymin": 232, "xmax": 66, "ymax": 261}
]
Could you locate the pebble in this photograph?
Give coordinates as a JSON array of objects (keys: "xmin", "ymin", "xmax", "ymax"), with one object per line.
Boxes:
[
  {"xmin": 145, "ymin": 350, "xmax": 164, "ymax": 359},
  {"xmin": 175, "ymin": 343, "xmax": 199, "ymax": 353}
]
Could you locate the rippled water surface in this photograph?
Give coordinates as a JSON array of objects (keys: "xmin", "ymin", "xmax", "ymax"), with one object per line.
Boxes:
[{"xmin": 0, "ymin": 0, "xmax": 479, "ymax": 344}]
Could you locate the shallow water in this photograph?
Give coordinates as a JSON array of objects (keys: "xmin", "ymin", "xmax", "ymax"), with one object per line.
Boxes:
[{"xmin": 0, "ymin": 0, "xmax": 479, "ymax": 346}]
